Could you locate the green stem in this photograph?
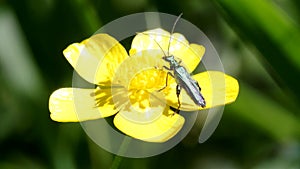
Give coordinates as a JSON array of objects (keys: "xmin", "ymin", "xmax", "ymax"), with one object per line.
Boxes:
[
  {"xmin": 110, "ymin": 137, "xmax": 131, "ymax": 169},
  {"xmin": 110, "ymin": 156, "xmax": 123, "ymax": 169}
]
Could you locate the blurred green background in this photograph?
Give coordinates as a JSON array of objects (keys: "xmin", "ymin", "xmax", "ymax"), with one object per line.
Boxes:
[{"xmin": 1, "ymin": 0, "xmax": 300, "ymax": 168}]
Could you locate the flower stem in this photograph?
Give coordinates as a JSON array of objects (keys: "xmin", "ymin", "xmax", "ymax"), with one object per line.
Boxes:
[
  {"xmin": 110, "ymin": 136, "xmax": 131, "ymax": 169},
  {"xmin": 110, "ymin": 156, "xmax": 123, "ymax": 169}
]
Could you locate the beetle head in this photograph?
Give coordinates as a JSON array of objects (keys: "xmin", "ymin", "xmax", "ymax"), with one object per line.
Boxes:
[{"xmin": 162, "ymin": 55, "xmax": 174, "ymax": 63}]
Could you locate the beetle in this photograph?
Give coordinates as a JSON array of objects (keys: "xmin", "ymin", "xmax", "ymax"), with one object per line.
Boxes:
[
  {"xmin": 160, "ymin": 55, "xmax": 206, "ymax": 111},
  {"xmin": 154, "ymin": 14, "xmax": 206, "ymax": 111}
]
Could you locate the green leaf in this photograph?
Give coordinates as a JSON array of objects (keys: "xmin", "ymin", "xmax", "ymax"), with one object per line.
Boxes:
[
  {"xmin": 213, "ymin": 0, "xmax": 300, "ymax": 99},
  {"xmin": 228, "ymin": 83, "xmax": 300, "ymax": 140}
]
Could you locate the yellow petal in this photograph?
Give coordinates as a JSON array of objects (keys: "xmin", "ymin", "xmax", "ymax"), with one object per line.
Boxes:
[
  {"xmin": 112, "ymin": 50, "xmax": 167, "ymax": 87},
  {"xmin": 63, "ymin": 34, "xmax": 128, "ymax": 85},
  {"xmin": 130, "ymin": 28, "xmax": 204, "ymax": 72},
  {"xmin": 163, "ymin": 71, "xmax": 239, "ymax": 111},
  {"xmin": 49, "ymin": 88, "xmax": 119, "ymax": 122},
  {"xmin": 114, "ymin": 106, "xmax": 185, "ymax": 142}
]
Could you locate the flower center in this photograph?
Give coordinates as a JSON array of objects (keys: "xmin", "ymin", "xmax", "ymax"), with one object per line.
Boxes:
[
  {"xmin": 111, "ymin": 52, "xmax": 175, "ymax": 119},
  {"xmin": 128, "ymin": 68, "xmax": 167, "ymax": 112}
]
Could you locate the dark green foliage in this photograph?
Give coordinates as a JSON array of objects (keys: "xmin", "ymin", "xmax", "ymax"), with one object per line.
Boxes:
[{"xmin": 0, "ymin": 0, "xmax": 299, "ymax": 168}]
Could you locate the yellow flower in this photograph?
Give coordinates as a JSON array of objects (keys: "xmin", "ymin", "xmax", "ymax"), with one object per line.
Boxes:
[{"xmin": 49, "ymin": 28, "xmax": 239, "ymax": 143}]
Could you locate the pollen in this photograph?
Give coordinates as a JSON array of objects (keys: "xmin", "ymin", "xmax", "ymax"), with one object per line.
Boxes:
[
  {"xmin": 128, "ymin": 89, "xmax": 150, "ymax": 112},
  {"xmin": 129, "ymin": 68, "xmax": 166, "ymax": 91},
  {"xmin": 125, "ymin": 68, "xmax": 169, "ymax": 112}
]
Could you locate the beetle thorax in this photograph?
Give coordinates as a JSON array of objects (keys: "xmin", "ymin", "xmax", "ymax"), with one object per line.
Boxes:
[{"xmin": 163, "ymin": 55, "xmax": 179, "ymax": 68}]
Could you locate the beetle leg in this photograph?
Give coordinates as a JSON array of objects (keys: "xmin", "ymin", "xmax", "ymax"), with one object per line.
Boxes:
[
  {"xmin": 158, "ymin": 72, "xmax": 174, "ymax": 92},
  {"xmin": 195, "ymin": 81, "xmax": 202, "ymax": 91},
  {"xmin": 176, "ymin": 84, "xmax": 181, "ymax": 113},
  {"xmin": 195, "ymin": 81, "xmax": 206, "ymax": 108},
  {"xmin": 177, "ymin": 58, "xmax": 182, "ymax": 65},
  {"xmin": 163, "ymin": 65, "xmax": 172, "ymax": 71},
  {"xmin": 154, "ymin": 65, "xmax": 164, "ymax": 70}
]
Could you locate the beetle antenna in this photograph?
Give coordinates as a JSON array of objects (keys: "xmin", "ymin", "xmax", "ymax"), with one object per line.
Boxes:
[
  {"xmin": 137, "ymin": 32, "xmax": 168, "ymax": 56},
  {"xmin": 167, "ymin": 13, "xmax": 183, "ymax": 56}
]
